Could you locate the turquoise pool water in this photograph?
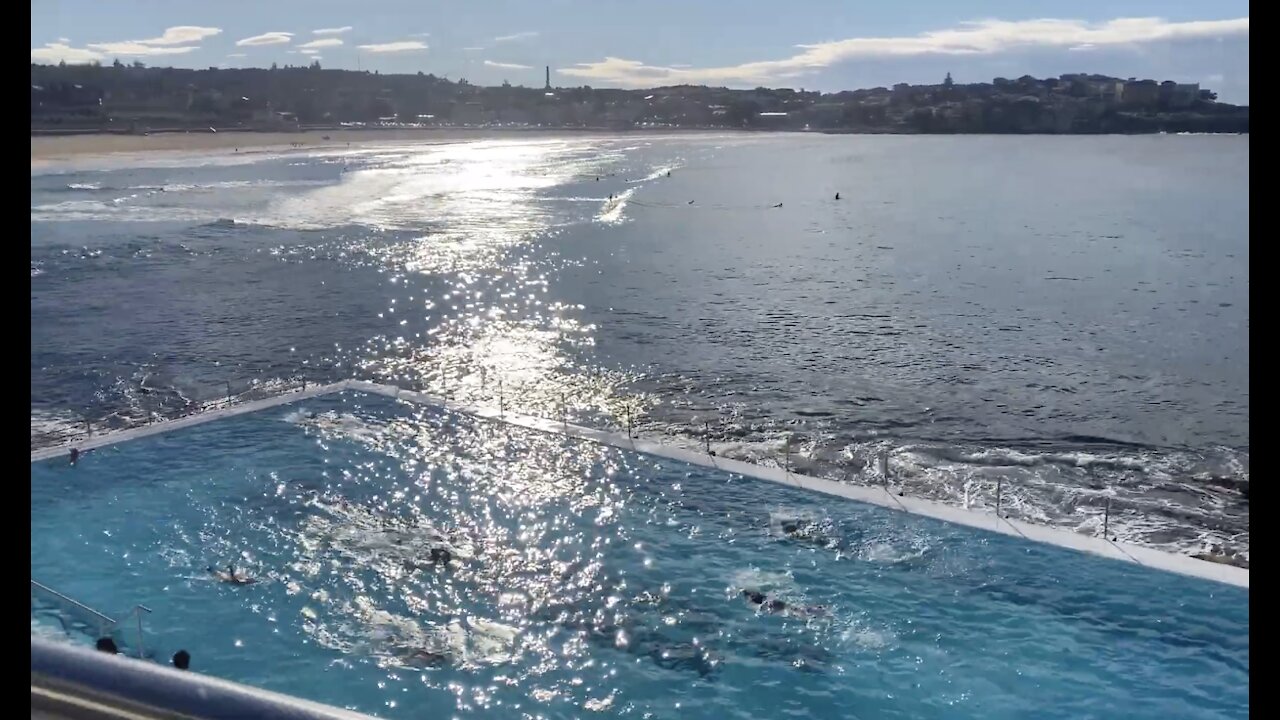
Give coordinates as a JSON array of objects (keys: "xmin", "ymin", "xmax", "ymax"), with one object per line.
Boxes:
[{"xmin": 30, "ymin": 392, "xmax": 1248, "ymax": 719}]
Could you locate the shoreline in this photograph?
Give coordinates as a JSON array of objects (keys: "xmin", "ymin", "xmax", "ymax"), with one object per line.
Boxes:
[{"xmin": 30, "ymin": 127, "xmax": 729, "ymax": 165}]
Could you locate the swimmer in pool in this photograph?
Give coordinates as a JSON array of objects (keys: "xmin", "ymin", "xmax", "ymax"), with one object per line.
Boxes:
[
  {"xmin": 742, "ymin": 590, "xmax": 829, "ymax": 619},
  {"xmin": 209, "ymin": 563, "xmax": 257, "ymax": 585}
]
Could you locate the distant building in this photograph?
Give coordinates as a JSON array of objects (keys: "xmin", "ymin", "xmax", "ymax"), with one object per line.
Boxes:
[{"xmin": 1122, "ymin": 80, "xmax": 1160, "ymax": 107}]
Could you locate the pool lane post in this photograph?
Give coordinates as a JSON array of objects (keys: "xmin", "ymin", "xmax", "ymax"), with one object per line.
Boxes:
[
  {"xmin": 996, "ymin": 477, "xmax": 1003, "ymax": 518},
  {"xmin": 1103, "ymin": 497, "xmax": 1111, "ymax": 540}
]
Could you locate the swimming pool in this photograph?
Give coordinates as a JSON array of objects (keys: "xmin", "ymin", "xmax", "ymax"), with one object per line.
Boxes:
[{"xmin": 31, "ymin": 391, "xmax": 1249, "ymax": 719}]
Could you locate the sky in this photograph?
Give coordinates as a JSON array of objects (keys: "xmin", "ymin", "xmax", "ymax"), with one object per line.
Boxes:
[{"xmin": 31, "ymin": 0, "xmax": 1250, "ymax": 104}]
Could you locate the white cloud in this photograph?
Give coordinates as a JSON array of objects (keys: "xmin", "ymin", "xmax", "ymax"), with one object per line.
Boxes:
[
  {"xmin": 227, "ymin": 53, "xmax": 247, "ymax": 58},
  {"xmin": 301, "ymin": 49, "xmax": 321, "ymax": 55},
  {"xmin": 87, "ymin": 42, "xmax": 202, "ymax": 56},
  {"xmin": 236, "ymin": 32, "xmax": 294, "ymax": 47},
  {"xmin": 57, "ymin": 37, "xmax": 70, "ymax": 43},
  {"xmin": 462, "ymin": 46, "xmax": 484, "ymax": 51},
  {"xmin": 298, "ymin": 38, "xmax": 343, "ymax": 49},
  {"xmin": 484, "ymin": 59, "xmax": 532, "ymax": 70},
  {"xmin": 31, "ymin": 43, "xmax": 103, "ymax": 64},
  {"xmin": 35, "ymin": 25, "xmax": 223, "ymax": 61},
  {"xmin": 357, "ymin": 40, "xmax": 428, "ymax": 53},
  {"xmin": 127, "ymin": 26, "xmax": 221, "ymax": 46},
  {"xmin": 562, "ymin": 16, "xmax": 1250, "ymax": 87},
  {"xmin": 493, "ymin": 31, "xmax": 538, "ymax": 43},
  {"xmin": 313, "ymin": 26, "xmax": 352, "ymax": 35}
]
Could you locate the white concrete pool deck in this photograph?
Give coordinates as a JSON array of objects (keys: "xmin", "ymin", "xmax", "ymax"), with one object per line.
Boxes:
[{"xmin": 31, "ymin": 380, "xmax": 1248, "ymax": 589}]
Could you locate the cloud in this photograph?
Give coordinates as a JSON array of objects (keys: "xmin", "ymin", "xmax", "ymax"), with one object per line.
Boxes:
[
  {"xmin": 484, "ymin": 60, "xmax": 533, "ymax": 70},
  {"xmin": 298, "ymin": 38, "xmax": 343, "ymax": 49},
  {"xmin": 462, "ymin": 46, "xmax": 484, "ymax": 51},
  {"xmin": 126, "ymin": 26, "xmax": 221, "ymax": 46},
  {"xmin": 227, "ymin": 53, "xmax": 247, "ymax": 58},
  {"xmin": 313, "ymin": 26, "xmax": 352, "ymax": 35},
  {"xmin": 34, "ymin": 25, "xmax": 223, "ymax": 61},
  {"xmin": 236, "ymin": 32, "xmax": 294, "ymax": 47},
  {"xmin": 31, "ymin": 43, "xmax": 103, "ymax": 64},
  {"xmin": 357, "ymin": 40, "xmax": 428, "ymax": 53},
  {"xmin": 301, "ymin": 49, "xmax": 321, "ymax": 55},
  {"xmin": 86, "ymin": 42, "xmax": 202, "ymax": 56},
  {"xmin": 493, "ymin": 31, "xmax": 538, "ymax": 43},
  {"xmin": 562, "ymin": 16, "xmax": 1250, "ymax": 87}
]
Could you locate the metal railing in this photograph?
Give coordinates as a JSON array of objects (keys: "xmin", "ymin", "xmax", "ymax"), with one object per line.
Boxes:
[
  {"xmin": 31, "ymin": 580, "xmax": 152, "ymax": 659},
  {"xmin": 32, "ymin": 637, "xmax": 380, "ymax": 720}
]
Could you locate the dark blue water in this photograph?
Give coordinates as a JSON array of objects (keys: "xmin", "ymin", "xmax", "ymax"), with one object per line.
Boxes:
[
  {"xmin": 30, "ymin": 133, "xmax": 1249, "ymax": 561},
  {"xmin": 30, "ymin": 391, "xmax": 1250, "ymax": 720}
]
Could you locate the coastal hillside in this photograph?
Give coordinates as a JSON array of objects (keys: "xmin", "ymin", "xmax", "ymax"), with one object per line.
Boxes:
[{"xmin": 31, "ymin": 63, "xmax": 1247, "ymax": 135}]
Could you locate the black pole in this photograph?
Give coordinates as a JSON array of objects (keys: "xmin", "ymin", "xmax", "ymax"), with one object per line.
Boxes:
[
  {"xmin": 996, "ymin": 477, "xmax": 1003, "ymax": 518},
  {"xmin": 1103, "ymin": 497, "xmax": 1111, "ymax": 540},
  {"xmin": 705, "ymin": 422, "xmax": 711, "ymax": 454}
]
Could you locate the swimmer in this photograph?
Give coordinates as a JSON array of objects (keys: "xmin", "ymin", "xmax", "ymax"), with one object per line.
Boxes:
[
  {"xmin": 69, "ymin": 448, "xmax": 80, "ymax": 466},
  {"xmin": 834, "ymin": 192, "xmax": 840, "ymax": 200},
  {"xmin": 429, "ymin": 547, "xmax": 453, "ymax": 565},
  {"xmin": 772, "ymin": 203, "xmax": 783, "ymax": 208},
  {"xmin": 688, "ymin": 200, "xmax": 695, "ymax": 205},
  {"xmin": 209, "ymin": 563, "xmax": 257, "ymax": 585},
  {"xmin": 742, "ymin": 590, "xmax": 828, "ymax": 619}
]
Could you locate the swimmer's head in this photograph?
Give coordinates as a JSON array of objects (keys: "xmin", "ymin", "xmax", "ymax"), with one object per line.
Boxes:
[
  {"xmin": 768, "ymin": 599, "xmax": 786, "ymax": 612},
  {"xmin": 781, "ymin": 521, "xmax": 799, "ymax": 534},
  {"xmin": 743, "ymin": 590, "xmax": 765, "ymax": 605}
]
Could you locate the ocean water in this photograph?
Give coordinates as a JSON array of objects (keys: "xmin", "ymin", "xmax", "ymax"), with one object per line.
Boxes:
[
  {"xmin": 30, "ymin": 133, "xmax": 1249, "ymax": 563},
  {"xmin": 29, "ymin": 391, "xmax": 1250, "ymax": 720}
]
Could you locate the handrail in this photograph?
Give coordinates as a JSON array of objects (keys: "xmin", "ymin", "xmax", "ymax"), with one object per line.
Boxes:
[
  {"xmin": 32, "ymin": 636, "xmax": 381, "ymax": 720},
  {"xmin": 31, "ymin": 580, "xmax": 117, "ymax": 628}
]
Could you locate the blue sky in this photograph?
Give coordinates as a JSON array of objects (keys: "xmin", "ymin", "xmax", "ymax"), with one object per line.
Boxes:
[{"xmin": 31, "ymin": 0, "xmax": 1250, "ymax": 103}]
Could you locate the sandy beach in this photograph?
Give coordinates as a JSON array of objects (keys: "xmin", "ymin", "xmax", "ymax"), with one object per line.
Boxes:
[{"xmin": 30, "ymin": 127, "xmax": 724, "ymax": 166}]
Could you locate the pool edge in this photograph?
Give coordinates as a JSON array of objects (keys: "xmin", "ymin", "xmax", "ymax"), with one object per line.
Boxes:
[{"xmin": 31, "ymin": 379, "xmax": 1249, "ymax": 590}]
